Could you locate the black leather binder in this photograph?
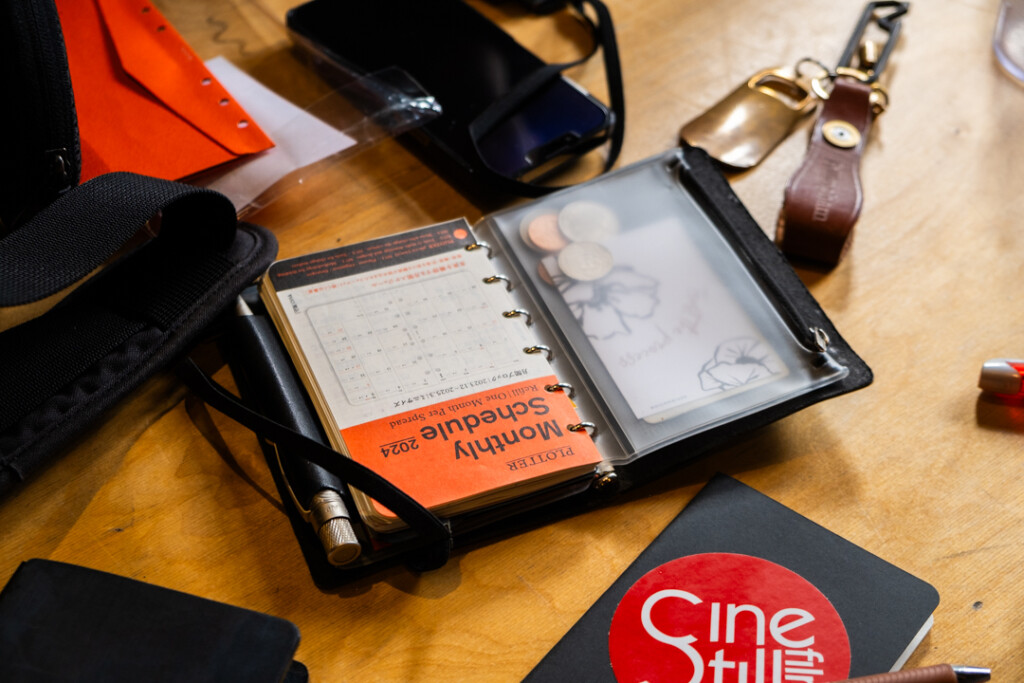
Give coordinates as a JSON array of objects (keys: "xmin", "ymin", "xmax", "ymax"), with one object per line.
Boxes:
[{"xmin": 191, "ymin": 146, "xmax": 875, "ymax": 584}]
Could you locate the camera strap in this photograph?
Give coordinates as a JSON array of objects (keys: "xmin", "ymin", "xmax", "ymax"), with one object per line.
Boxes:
[{"xmin": 467, "ymin": 0, "xmax": 624, "ymax": 197}]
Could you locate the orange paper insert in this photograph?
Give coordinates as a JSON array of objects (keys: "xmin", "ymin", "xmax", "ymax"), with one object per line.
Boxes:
[
  {"xmin": 341, "ymin": 376, "xmax": 603, "ymax": 525},
  {"xmin": 56, "ymin": 0, "xmax": 274, "ymax": 182}
]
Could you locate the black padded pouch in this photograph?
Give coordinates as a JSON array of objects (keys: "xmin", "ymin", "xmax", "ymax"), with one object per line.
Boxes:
[
  {"xmin": 0, "ymin": 174, "xmax": 277, "ymax": 498},
  {"xmin": 0, "ymin": 0, "xmax": 278, "ymax": 497},
  {"xmin": 0, "ymin": 559, "xmax": 303, "ymax": 682},
  {"xmin": 0, "ymin": 0, "xmax": 80, "ymax": 233}
]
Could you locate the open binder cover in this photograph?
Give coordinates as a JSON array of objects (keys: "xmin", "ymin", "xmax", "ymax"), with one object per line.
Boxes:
[
  {"xmin": 475, "ymin": 146, "xmax": 872, "ymax": 485},
  {"xmin": 256, "ymin": 146, "xmax": 871, "ymax": 579}
]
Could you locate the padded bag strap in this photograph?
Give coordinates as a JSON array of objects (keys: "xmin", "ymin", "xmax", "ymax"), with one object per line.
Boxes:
[
  {"xmin": 0, "ymin": 172, "xmax": 236, "ymax": 305},
  {"xmin": 467, "ymin": 0, "xmax": 625, "ymax": 197},
  {"xmin": 0, "ymin": 172, "xmax": 277, "ymax": 495}
]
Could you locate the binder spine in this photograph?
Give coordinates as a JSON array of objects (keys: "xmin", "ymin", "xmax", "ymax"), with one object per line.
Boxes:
[{"xmin": 486, "ymin": 240, "xmax": 601, "ymax": 446}]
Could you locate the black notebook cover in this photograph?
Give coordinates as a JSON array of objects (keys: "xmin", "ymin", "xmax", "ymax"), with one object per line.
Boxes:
[
  {"xmin": 0, "ymin": 559, "xmax": 303, "ymax": 683},
  {"xmin": 525, "ymin": 474, "xmax": 940, "ymax": 682}
]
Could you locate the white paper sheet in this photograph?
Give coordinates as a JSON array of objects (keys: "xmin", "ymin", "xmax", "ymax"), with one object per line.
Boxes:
[{"xmin": 201, "ymin": 56, "xmax": 357, "ymax": 211}]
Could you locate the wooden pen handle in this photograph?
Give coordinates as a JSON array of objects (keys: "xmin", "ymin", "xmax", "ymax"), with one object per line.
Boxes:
[{"xmin": 835, "ymin": 664, "xmax": 959, "ymax": 683}]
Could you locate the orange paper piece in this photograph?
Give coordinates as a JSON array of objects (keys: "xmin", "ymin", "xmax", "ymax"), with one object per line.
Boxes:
[
  {"xmin": 341, "ymin": 376, "xmax": 603, "ymax": 523},
  {"xmin": 56, "ymin": 0, "xmax": 274, "ymax": 183}
]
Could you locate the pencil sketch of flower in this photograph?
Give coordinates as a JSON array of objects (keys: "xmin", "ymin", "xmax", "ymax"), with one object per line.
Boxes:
[
  {"xmin": 698, "ymin": 337, "xmax": 777, "ymax": 391},
  {"xmin": 559, "ymin": 266, "xmax": 659, "ymax": 340}
]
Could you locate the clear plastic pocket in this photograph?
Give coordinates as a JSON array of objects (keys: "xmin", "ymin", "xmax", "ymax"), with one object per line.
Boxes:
[{"xmin": 476, "ymin": 149, "xmax": 849, "ymax": 464}]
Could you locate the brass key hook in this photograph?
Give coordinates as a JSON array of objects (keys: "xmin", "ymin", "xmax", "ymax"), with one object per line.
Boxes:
[
  {"xmin": 810, "ymin": 2, "xmax": 908, "ymax": 112},
  {"xmin": 835, "ymin": 1, "xmax": 910, "ymax": 83}
]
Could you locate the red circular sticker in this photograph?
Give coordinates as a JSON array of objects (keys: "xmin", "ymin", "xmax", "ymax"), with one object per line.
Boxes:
[
  {"xmin": 452, "ymin": 227, "xmax": 469, "ymax": 240},
  {"xmin": 608, "ymin": 553, "xmax": 850, "ymax": 683}
]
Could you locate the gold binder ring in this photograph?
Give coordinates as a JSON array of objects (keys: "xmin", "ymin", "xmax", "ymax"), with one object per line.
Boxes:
[
  {"xmin": 524, "ymin": 344, "xmax": 553, "ymax": 361},
  {"xmin": 503, "ymin": 309, "xmax": 532, "ymax": 326},
  {"xmin": 465, "ymin": 241, "xmax": 492, "ymax": 258},
  {"xmin": 545, "ymin": 382, "xmax": 575, "ymax": 399},
  {"xmin": 568, "ymin": 421, "xmax": 597, "ymax": 436},
  {"xmin": 483, "ymin": 274, "xmax": 512, "ymax": 291}
]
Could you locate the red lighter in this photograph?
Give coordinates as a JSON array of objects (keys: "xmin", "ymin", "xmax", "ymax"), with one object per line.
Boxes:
[{"xmin": 978, "ymin": 358, "xmax": 1024, "ymax": 397}]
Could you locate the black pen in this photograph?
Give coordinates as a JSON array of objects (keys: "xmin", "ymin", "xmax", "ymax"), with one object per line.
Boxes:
[{"xmin": 230, "ymin": 295, "xmax": 362, "ymax": 566}]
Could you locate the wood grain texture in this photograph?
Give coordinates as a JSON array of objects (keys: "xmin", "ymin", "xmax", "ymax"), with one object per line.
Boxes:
[{"xmin": 4, "ymin": 0, "xmax": 1024, "ymax": 680}]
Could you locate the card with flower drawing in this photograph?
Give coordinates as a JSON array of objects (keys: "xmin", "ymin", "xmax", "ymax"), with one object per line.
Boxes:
[{"xmin": 542, "ymin": 217, "xmax": 789, "ymax": 423}]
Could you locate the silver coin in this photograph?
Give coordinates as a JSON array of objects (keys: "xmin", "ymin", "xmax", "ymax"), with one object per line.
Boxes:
[
  {"xmin": 557, "ymin": 200, "xmax": 619, "ymax": 242},
  {"xmin": 557, "ymin": 242, "xmax": 614, "ymax": 281}
]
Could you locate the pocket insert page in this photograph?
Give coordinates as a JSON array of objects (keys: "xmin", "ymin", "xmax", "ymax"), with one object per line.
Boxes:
[{"xmin": 544, "ymin": 217, "xmax": 789, "ymax": 423}]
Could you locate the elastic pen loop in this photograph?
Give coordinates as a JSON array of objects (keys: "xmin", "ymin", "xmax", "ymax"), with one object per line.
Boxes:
[{"xmin": 177, "ymin": 358, "xmax": 453, "ymax": 569}]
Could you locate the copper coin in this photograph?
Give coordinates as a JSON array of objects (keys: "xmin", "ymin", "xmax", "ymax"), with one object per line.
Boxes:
[
  {"xmin": 519, "ymin": 210, "xmax": 567, "ymax": 252},
  {"xmin": 537, "ymin": 260, "xmax": 556, "ymax": 286}
]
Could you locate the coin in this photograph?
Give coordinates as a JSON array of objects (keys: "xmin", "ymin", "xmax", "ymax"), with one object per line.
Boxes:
[
  {"xmin": 537, "ymin": 260, "xmax": 556, "ymax": 286},
  {"xmin": 539, "ymin": 255, "xmax": 565, "ymax": 286},
  {"xmin": 557, "ymin": 242, "xmax": 613, "ymax": 281},
  {"xmin": 519, "ymin": 211, "xmax": 568, "ymax": 252},
  {"xmin": 558, "ymin": 200, "xmax": 619, "ymax": 242}
]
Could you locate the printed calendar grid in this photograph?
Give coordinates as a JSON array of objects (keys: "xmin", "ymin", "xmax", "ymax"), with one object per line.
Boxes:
[{"xmin": 307, "ymin": 270, "xmax": 524, "ymax": 406}]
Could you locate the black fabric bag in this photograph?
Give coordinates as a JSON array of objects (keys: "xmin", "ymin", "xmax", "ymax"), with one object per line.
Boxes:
[{"xmin": 0, "ymin": 0, "xmax": 277, "ymax": 497}]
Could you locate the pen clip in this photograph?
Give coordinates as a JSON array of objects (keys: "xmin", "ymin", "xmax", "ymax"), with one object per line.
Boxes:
[{"xmin": 271, "ymin": 440, "xmax": 313, "ymax": 519}]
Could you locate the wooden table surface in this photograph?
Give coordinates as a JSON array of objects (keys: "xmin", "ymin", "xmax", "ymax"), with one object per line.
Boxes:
[{"xmin": 4, "ymin": 0, "xmax": 1024, "ymax": 679}]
